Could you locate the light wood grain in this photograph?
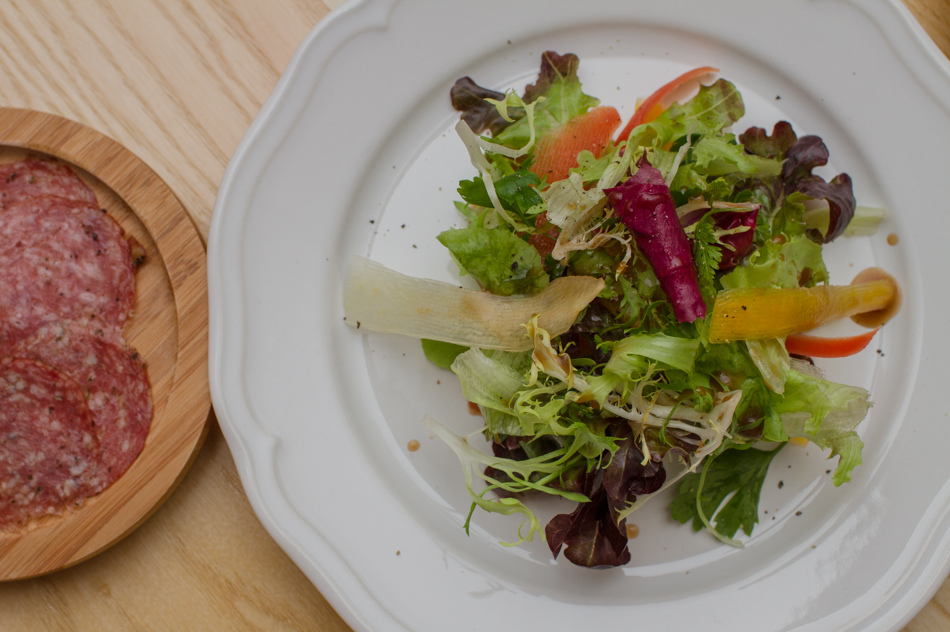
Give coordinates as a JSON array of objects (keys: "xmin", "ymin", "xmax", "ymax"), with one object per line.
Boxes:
[{"xmin": 0, "ymin": 0, "xmax": 945, "ymax": 630}]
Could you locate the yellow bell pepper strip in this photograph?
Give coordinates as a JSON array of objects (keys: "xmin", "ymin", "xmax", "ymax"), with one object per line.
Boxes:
[{"xmin": 708, "ymin": 278, "xmax": 896, "ymax": 343}]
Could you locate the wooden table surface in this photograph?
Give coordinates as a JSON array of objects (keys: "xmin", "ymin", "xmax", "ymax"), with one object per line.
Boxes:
[{"xmin": 0, "ymin": 1, "xmax": 947, "ymax": 630}]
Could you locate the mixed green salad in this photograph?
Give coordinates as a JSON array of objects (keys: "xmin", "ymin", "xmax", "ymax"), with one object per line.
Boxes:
[{"xmin": 343, "ymin": 52, "xmax": 899, "ymax": 568}]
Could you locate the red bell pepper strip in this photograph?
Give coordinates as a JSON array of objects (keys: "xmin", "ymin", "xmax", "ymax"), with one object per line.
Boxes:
[
  {"xmin": 784, "ymin": 328, "xmax": 880, "ymax": 358},
  {"xmin": 617, "ymin": 66, "xmax": 719, "ymax": 141}
]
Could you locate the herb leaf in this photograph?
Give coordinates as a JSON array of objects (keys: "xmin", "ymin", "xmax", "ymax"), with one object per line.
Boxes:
[
  {"xmin": 670, "ymin": 445, "xmax": 782, "ymax": 539},
  {"xmin": 691, "ymin": 213, "xmax": 723, "ymax": 293},
  {"xmin": 457, "ymin": 163, "xmax": 545, "ymax": 223}
]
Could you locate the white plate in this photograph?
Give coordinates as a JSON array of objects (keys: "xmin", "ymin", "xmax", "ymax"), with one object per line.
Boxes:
[{"xmin": 208, "ymin": 1, "xmax": 950, "ymax": 630}]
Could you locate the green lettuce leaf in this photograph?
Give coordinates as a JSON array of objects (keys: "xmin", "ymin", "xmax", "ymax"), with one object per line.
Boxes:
[
  {"xmin": 438, "ymin": 226, "xmax": 549, "ymax": 296},
  {"xmin": 720, "ymin": 233, "xmax": 828, "ymax": 290},
  {"xmin": 655, "ymin": 78, "xmax": 745, "ymax": 139},
  {"xmin": 775, "ymin": 370, "xmax": 869, "ymax": 485},
  {"xmin": 583, "ymin": 333, "xmax": 701, "ymax": 405},
  {"xmin": 421, "ymin": 339, "xmax": 469, "ymax": 369},
  {"xmin": 451, "ymin": 348, "xmax": 618, "ymax": 459},
  {"xmin": 451, "ymin": 348, "xmax": 532, "ymax": 437},
  {"xmin": 744, "ymin": 338, "xmax": 791, "ymax": 395},
  {"xmin": 735, "ymin": 377, "xmax": 786, "ymax": 442},
  {"xmin": 769, "ymin": 191, "xmax": 813, "ymax": 240},
  {"xmin": 494, "ymin": 52, "xmax": 600, "ymax": 148},
  {"xmin": 694, "ymin": 339, "xmax": 759, "ymax": 388}
]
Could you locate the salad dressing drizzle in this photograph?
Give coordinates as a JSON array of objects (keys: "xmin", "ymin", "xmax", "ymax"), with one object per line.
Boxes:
[{"xmin": 850, "ymin": 267, "xmax": 901, "ymax": 329}]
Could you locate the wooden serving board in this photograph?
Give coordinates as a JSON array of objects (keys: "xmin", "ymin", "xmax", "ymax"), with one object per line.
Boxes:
[{"xmin": 0, "ymin": 108, "xmax": 211, "ymax": 580}]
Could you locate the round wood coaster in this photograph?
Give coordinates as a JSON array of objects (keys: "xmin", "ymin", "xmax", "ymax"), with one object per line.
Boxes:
[{"xmin": 0, "ymin": 108, "xmax": 211, "ymax": 580}]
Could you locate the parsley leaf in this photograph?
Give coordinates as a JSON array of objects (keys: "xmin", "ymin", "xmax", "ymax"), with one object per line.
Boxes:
[
  {"xmin": 670, "ymin": 445, "xmax": 783, "ymax": 539},
  {"xmin": 457, "ymin": 162, "xmax": 545, "ymax": 224},
  {"xmin": 691, "ymin": 213, "xmax": 723, "ymax": 293}
]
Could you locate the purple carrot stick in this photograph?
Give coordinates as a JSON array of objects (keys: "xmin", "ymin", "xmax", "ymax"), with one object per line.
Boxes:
[{"xmin": 606, "ymin": 156, "xmax": 707, "ymax": 322}]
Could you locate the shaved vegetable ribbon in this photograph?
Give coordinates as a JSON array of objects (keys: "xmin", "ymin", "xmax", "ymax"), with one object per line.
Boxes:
[
  {"xmin": 708, "ymin": 278, "xmax": 896, "ymax": 342},
  {"xmin": 342, "ymin": 257, "xmax": 604, "ymax": 351},
  {"xmin": 785, "ymin": 328, "xmax": 880, "ymax": 358},
  {"xmin": 617, "ymin": 65, "xmax": 719, "ymax": 140}
]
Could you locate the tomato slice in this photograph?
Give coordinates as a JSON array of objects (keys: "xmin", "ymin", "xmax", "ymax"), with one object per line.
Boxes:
[
  {"xmin": 617, "ymin": 66, "xmax": 719, "ymax": 141},
  {"xmin": 530, "ymin": 105, "xmax": 620, "ymax": 183},
  {"xmin": 784, "ymin": 328, "xmax": 881, "ymax": 358}
]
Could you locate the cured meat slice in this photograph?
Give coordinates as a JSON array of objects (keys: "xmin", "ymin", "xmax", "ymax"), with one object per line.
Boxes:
[
  {"xmin": 0, "ymin": 195, "xmax": 136, "ymax": 343},
  {"xmin": 0, "ymin": 157, "xmax": 152, "ymax": 530},
  {"xmin": 5, "ymin": 322, "xmax": 153, "ymax": 488},
  {"xmin": 0, "ymin": 356, "xmax": 102, "ymax": 532},
  {"xmin": 0, "ymin": 158, "xmax": 97, "ymax": 209}
]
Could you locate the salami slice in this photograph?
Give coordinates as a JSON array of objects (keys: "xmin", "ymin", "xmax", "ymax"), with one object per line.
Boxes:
[
  {"xmin": 0, "ymin": 356, "xmax": 102, "ymax": 532},
  {"xmin": 0, "ymin": 158, "xmax": 97, "ymax": 209},
  {"xmin": 0, "ymin": 195, "xmax": 136, "ymax": 343},
  {"xmin": 6, "ymin": 322, "xmax": 152, "ymax": 488},
  {"xmin": 0, "ymin": 157, "xmax": 152, "ymax": 529}
]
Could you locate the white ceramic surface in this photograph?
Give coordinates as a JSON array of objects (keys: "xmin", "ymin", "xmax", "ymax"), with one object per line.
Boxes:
[{"xmin": 208, "ymin": 1, "xmax": 950, "ymax": 630}]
